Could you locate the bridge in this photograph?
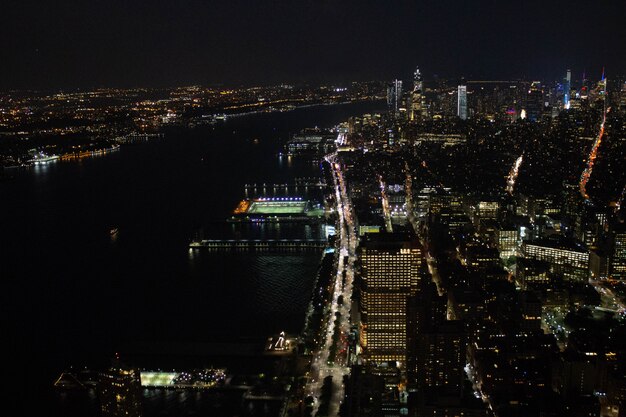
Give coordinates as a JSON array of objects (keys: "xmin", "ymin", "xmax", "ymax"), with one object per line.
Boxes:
[{"xmin": 189, "ymin": 238, "xmax": 327, "ymax": 252}]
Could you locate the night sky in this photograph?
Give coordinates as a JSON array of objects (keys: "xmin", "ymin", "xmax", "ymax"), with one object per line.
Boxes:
[{"xmin": 2, "ymin": 0, "xmax": 625, "ymax": 89}]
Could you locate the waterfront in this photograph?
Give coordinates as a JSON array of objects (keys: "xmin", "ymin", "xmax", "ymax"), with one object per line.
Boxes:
[{"xmin": 1, "ymin": 101, "xmax": 384, "ymax": 416}]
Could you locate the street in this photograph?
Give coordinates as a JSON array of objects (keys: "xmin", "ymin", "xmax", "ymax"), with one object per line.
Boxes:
[{"xmin": 305, "ymin": 152, "xmax": 358, "ymax": 416}]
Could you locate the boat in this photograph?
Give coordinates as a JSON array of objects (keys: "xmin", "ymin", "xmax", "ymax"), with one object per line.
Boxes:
[{"xmin": 27, "ymin": 155, "xmax": 60, "ymax": 165}]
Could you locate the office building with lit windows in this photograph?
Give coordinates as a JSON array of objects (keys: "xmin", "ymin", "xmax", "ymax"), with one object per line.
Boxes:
[
  {"xmin": 609, "ymin": 222, "xmax": 626, "ymax": 280},
  {"xmin": 416, "ymin": 320, "xmax": 467, "ymax": 394},
  {"xmin": 521, "ymin": 236, "xmax": 589, "ymax": 283},
  {"xmin": 359, "ymin": 233, "xmax": 423, "ymax": 363},
  {"xmin": 496, "ymin": 226, "xmax": 519, "ymax": 260}
]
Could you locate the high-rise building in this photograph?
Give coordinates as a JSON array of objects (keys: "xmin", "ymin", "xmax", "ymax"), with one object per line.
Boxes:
[
  {"xmin": 564, "ymin": 69, "xmax": 572, "ymax": 108},
  {"xmin": 496, "ymin": 224, "xmax": 519, "ymax": 260},
  {"xmin": 609, "ymin": 222, "xmax": 626, "ymax": 280},
  {"xmin": 387, "ymin": 79, "xmax": 403, "ymax": 114},
  {"xmin": 344, "ymin": 365, "xmax": 385, "ymax": 417},
  {"xmin": 98, "ymin": 360, "xmax": 143, "ymax": 417},
  {"xmin": 457, "ymin": 85, "xmax": 467, "ymax": 120},
  {"xmin": 415, "ymin": 321, "xmax": 467, "ymax": 395},
  {"xmin": 413, "ymin": 67, "xmax": 423, "ymax": 93},
  {"xmin": 410, "ymin": 67, "xmax": 426, "ymax": 120},
  {"xmin": 359, "ymin": 233, "xmax": 423, "ymax": 363},
  {"xmin": 616, "ymin": 79, "xmax": 626, "ymax": 112},
  {"xmin": 599, "ymin": 67, "xmax": 607, "ymax": 96},
  {"xmin": 525, "ymin": 81, "xmax": 544, "ymax": 121},
  {"xmin": 407, "ymin": 280, "xmax": 447, "ymax": 385}
]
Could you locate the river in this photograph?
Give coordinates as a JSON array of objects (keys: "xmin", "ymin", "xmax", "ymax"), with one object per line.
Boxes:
[{"xmin": 0, "ymin": 101, "xmax": 384, "ymax": 417}]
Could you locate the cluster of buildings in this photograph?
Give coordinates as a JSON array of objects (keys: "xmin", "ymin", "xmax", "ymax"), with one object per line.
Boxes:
[
  {"xmin": 341, "ymin": 185, "xmax": 626, "ymax": 416},
  {"xmin": 47, "ymin": 68, "xmax": 626, "ymax": 417},
  {"xmin": 335, "ymin": 67, "xmax": 626, "ymax": 417},
  {"xmin": 386, "ymin": 67, "xmax": 626, "ymax": 123}
]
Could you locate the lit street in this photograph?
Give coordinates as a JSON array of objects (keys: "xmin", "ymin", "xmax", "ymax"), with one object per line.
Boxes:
[{"xmin": 306, "ymin": 152, "xmax": 358, "ymax": 416}]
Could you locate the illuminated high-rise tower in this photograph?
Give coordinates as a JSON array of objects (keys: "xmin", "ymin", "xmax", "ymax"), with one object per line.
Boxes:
[
  {"xmin": 563, "ymin": 69, "xmax": 572, "ymax": 108},
  {"xmin": 410, "ymin": 67, "xmax": 426, "ymax": 120},
  {"xmin": 599, "ymin": 67, "xmax": 607, "ymax": 96},
  {"xmin": 359, "ymin": 233, "xmax": 423, "ymax": 363},
  {"xmin": 387, "ymin": 79, "xmax": 403, "ymax": 114},
  {"xmin": 580, "ymin": 70, "xmax": 589, "ymax": 100},
  {"xmin": 457, "ymin": 85, "xmax": 467, "ymax": 120}
]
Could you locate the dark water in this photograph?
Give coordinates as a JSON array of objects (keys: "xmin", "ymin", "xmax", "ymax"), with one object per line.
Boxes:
[{"xmin": 1, "ymin": 101, "xmax": 384, "ymax": 416}]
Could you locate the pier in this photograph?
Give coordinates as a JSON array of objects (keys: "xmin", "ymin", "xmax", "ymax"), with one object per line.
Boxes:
[
  {"xmin": 243, "ymin": 178, "xmax": 326, "ymax": 198},
  {"xmin": 189, "ymin": 238, "xmax": 327, "ymax": 252}
]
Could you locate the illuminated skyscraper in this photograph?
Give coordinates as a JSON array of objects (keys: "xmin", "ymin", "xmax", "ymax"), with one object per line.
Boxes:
[
  {"xmin": 457, "ymin": 85, "xmax": 467, "ymax": 120},
  {"xmin": 359, "ymin": 233, "xmax": 423, "ymax": 363},
  {"xmin": 580, "ymin": 70, "xmax": 589, "ymax": 100},
  {"xmin": 563, "ymin": 69, "xmax": 572, "ymax": 108},
  {"xmin": 98, "ymin": 360, "xmax": 143, "ymax": 417},
  {"xmin": 410, "ymin": 67, "xmax": 426, "ymax": 120},
  {"xmin": 387, "ymin": 79, "xmax": 403, "ymax": 114},
  {"xmin": 413, "ymin": 67, "xmax": 423, "ymax": 92},
  {"xmin": 600, "ymin": 67, "xmax": 606, "ymax": 93}
]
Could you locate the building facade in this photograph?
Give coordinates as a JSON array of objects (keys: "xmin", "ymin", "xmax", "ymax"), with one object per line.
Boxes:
[
  {"xmin": 359, "ymin": 233, "xmax": 423, "ymax": 363},
  {"xmin": 522, "ymin": 237, "xmax": 589, "ymax": 283}
]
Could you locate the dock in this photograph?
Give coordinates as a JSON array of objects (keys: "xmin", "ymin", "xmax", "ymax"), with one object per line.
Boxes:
[{"xmin": 189, "ymin": 238, "xmax": 327, "ymax": 252}]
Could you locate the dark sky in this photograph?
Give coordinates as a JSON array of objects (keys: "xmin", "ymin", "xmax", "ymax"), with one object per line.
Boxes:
[{"xmin": 2, "ymin": 0, "xmax": 625, "ymax": 89}]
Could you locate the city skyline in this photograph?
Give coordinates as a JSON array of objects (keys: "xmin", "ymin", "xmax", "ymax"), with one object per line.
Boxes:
[
  {"xmin": 5, "ymin": 61, "xmax": 626, "ymax": 417},
  {"xmin": 4, "ymin": 2, "xmax": 626, "ymax": 416}
]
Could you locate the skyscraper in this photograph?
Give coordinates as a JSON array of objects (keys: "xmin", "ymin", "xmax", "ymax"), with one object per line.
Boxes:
[
  {"xmin": 387, "ymin": 79, "xmax": 403, "ymax": 114},
  {"xmin": 410, "ymin": 67, "xmax": 426, "ymax": 120},
  {"xmin": 457, "ymin": 85, "xmax": 467, "ymax": 120},
  {"xmin": 413, "ymin": 67, "xmax": 423, "ymax": 93},
  {"xmin": 359, "ymin": 233, "xmax": 423, "ymax": 363},
  {"xmin": 98, "ymin": 359, "xmax": 143, "ymax": 417},
  {"xmin": 407, "ymin": 279, "xmax": 447, "ymax": 386},
  {"xmin": 598, "ymin": 67, "xmax": 607, "ymax": 96},
  {"xmin": 415, "ymin": 321, "xmax": 467, "ymax": 395},
  {"xmin": 526, "ymin": 81, "xmax": 544, "ymax": 122},
  {"xmin": 563, "ymin": 69, "xmax": 572, "ymax": 108}
]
